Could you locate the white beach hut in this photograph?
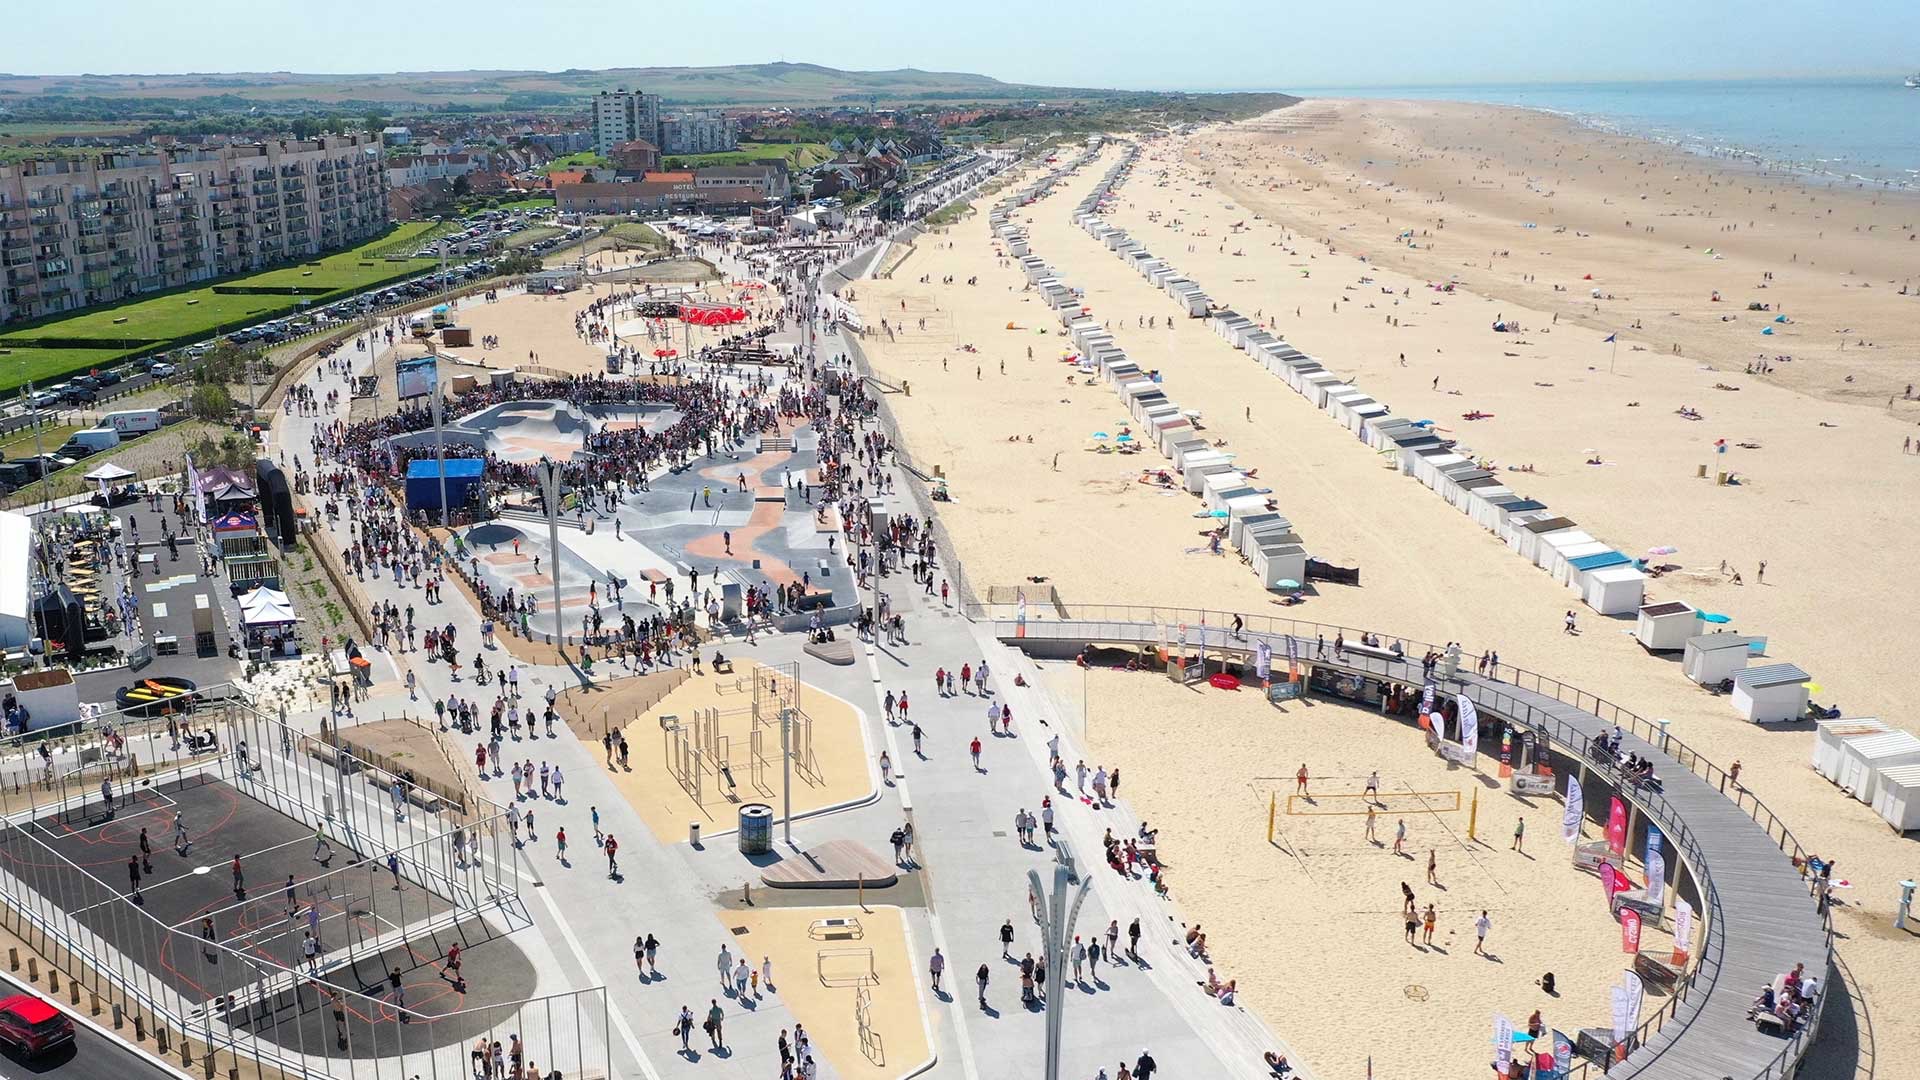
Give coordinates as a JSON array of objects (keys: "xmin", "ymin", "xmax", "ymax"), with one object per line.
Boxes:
[
  {"xmin": 1730, "ymin": 663, "xmax": 1811, "ymax": 724},
  {"xmin": 1870, "ymin": 765, "xmax": 1920, "ymax": 832},
  {"xmin": 1838, "ymin": 731, "xmax": 1920, "ymax": 805},
  {"xmin": 1584, "ymin": 565, "xmax": 1648, "ymax": 615},
  {"xmin": 1634, "ymin": 602, "xmax": 1702, "ymax": 651},
  {"xmin": 1682, "ymin": 634, "xmax": 1760, "ymax": 685},
  {"xmin": 1231, "ymin": 511, "xmax": 1288, "ymax": 550},
  {"xmin": 1252, "ymin": 542, "xmax": 1310, "ymax": 591},
  {"xmin": 1812, "ymin": 718, "xmax": 1890, "ymax": 783}
]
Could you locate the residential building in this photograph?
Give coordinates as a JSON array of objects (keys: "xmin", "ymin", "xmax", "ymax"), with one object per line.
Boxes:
[
  {"xmin": 1, "ymin": 134, "xmax": 388, "ymax": 325},
  {"xmin": 554, "ymin": 173, "xmax": 771, "ymax": 216},
  {"xmin": 610, "ymin": 139, "xmax": 661, "ymax": 174},
  {"xmin": 381, "ymin": 125, "xmax": 413, "ymax": 146},
  {"xmin": 657, "ymin": 112, "xmax": 740, "ymax": 155},
  {"xmin": 385, "ymin": 151, "xmax": 481, "ymax": 190},
  {"xmin": 592, "ymin": 90, "xmax": 661, "ymax": 156}
]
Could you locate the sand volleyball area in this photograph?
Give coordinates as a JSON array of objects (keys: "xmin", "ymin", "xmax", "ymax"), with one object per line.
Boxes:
[{"xmin": 858, "ymin": 130, "xmax": 1916, "ymax": 1077}]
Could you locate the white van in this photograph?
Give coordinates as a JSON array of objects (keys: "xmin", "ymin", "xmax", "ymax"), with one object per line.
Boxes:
[{"xmin": 101, "ymin": 409, "xmax": 162, "ymax": 434}]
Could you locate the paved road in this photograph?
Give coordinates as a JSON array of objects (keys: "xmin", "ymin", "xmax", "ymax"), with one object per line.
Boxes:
[{"xmin": 0, "ymin": 975, "xmax": 184, "ymax": 1080}]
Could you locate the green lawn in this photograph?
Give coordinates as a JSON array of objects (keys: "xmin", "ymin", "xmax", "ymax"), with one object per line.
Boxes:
[
  {"xmin": 0, "ymin": 425, "xmax": 79, "ymax": 458},
  {"xmin": 503, "ymin": 225, "xmax": 565, "ymax": 250},
  {"xmin": 602, "ymin": 222, "xmax": 667, "ymax": 250},
  {"xmin": 540, "ymin": 152, "xmax": 609, "ymax": 174},
  {"xmin": 0, "ymin": 224, "xmax": 441, "ymax": 394},
  {"xmin": 491, "ymin": 196, "xmax": 557, "ymax": 213},
  {"xmin": 664, "ymin": 142, "xmax": 831, "ymax": 170}
]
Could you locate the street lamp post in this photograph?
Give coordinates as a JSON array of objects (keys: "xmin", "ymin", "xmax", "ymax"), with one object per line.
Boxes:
[
  {"xmin": 1028, "ymin": 850, "xmax": 1091, "ymax": 1080},
  {"xmin": 430, "ymin": 382, "xmax": 449, "ymax": 528},
  {"xmin": 534, "ymin": 456, "xmax": 566, "ymax": 654}
]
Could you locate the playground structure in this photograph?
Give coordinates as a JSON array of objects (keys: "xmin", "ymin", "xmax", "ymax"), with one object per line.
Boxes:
[
  {"xmin": 856, "ymin": 985, "xmax": 884, "ymax": 1066},
  {"xmin": 660, "ymin": 661, "xmax": 822, "ymax": 808}
]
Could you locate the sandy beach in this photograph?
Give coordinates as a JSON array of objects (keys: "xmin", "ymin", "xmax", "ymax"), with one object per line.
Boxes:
[{"xmin": 855, "ymin": 125, "xmax": 1914, "ymax": 1080}]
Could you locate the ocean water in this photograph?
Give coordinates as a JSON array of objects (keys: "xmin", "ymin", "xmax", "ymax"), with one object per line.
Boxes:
[{"xmin": 1284, "ymin": 79, "xmax": 1920, "ymax": 188}]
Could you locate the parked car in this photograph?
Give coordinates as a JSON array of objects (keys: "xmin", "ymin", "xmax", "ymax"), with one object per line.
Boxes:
[
  {"xmin": 148, "ymin": 362, "xmax": 177, "ymax": 378},
  {"xmin": 0, "ymin": 992, "xmax": 76, "ymax": 1058},
  {"xmin": 94, "ymin": 369, "xmax": 123, "ymax": 387}
]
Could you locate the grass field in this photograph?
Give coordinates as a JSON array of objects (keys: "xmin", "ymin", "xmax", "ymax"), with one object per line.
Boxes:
[
  {"xmin": 602, "ymin": 222, "xmax": 667, "ymax": 250},
  {"xmin": 540, "ymin": 152, "xmax": 609, "ymax": 174},
  {"xmin": 0, "ymin": 223, "xmax": 441, "ymax": 394},
  {"xmin": 0, "ymin": 425, "xmax": 80, "ymax": 458},
  {"xmin": 502, "ymin": 225, "xmax": 566, "ymax": 250},
  {"xmin": 364, "ymin": 220, "xmax": 460, "ymax": 257},
  {"xmin": 664, "ymin": 141, "xmax": 832, "ymax": 169}
]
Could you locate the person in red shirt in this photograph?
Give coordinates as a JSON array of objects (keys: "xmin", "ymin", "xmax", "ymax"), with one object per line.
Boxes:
[
  {"xmin": 605, "ymin": 834, "xmax": 619, "ymax": 877},
  {"xmin": 970, "ymin": 737, "xmax": 983, "ymax": 771}
]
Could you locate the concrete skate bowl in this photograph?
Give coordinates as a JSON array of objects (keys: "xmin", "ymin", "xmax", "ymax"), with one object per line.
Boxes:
[{"xmin": 580, "ymin": 401, "xmax": 680, "ymax": 435}]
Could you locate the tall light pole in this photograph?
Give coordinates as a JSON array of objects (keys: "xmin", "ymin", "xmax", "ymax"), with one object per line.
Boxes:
[
  {"xmin": 1028, "ymin": 849, "xmax": 1091, "ymax": 1080},
  {"xmin": 430, "ymin": 378, "xmax": 449, "ymax": 527},
  {"xmin": 534, "ymin": 456, "xmax": 566, "ymax": 654}
]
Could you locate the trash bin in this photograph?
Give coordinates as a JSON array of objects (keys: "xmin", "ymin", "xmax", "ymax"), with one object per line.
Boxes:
[
  {"xmin": 689, "ymin": 821, "xmax": 701, "ymax": 847},
  {"xmin": 738, "ymin": 803, "xmax": 773, "ymax": 855}
]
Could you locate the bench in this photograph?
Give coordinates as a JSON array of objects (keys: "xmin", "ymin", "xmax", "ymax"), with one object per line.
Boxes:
[
  {"xmin": 808, "ymin": 917, "xmax": 864, "ymax": 941},
  {"xmin": 1343, "ymin": 642, "xmax": 1402, "ymax": 662}
]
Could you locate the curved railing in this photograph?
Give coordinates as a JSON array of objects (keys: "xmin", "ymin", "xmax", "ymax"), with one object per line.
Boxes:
[{"xmin": 971, "ymin": 599, "xmax": 1833, "ymax": 1080}]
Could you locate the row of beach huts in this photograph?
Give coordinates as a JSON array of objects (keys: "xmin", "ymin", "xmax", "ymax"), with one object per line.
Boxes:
[
  {"xmin": 989, "ymin": 141, "xmax": 1315, "ymax": 592},
  {"xmin": 1066, "ymin": 148, "xmax": 1852, "ymax": 746}
]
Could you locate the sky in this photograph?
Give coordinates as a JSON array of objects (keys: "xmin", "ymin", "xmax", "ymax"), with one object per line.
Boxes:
[{"xmin": 3, "ymin": 0, "xmax": 1916, "ymax": 90}]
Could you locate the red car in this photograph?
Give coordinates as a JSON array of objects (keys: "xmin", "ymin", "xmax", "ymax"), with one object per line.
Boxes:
[{"xmin": 0, "ymin": 993, "xmax": 75, "ymax": 1057}]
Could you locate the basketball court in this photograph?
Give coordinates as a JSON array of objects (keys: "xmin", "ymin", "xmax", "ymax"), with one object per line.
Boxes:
[{"xmin": 0, "ymin": 774, "xmax": 534, "ymax": 1056}]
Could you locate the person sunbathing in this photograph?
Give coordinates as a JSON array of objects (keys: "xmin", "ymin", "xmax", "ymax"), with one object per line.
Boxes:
[{"xmin": 1203, "ymin": 968, "xmax": 1224, "ymax": 995}]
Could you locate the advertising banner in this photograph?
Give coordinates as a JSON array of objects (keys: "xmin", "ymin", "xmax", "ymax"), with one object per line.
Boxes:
[
  {"xmin": 1562, "ymin": 774, "xmax": 1584, "ymax": 843},
  {"xmin": 396, "ymin": 355, "xmax": 438, "ymax": 400}
]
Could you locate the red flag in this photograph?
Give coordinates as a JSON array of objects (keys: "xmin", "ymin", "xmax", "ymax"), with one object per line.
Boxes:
[
  {"xmin": 1606, "ymin": 797, "xmax": 1628, "ymax": 857},
  {"xmin": 1621, "ymin": 908, "xmax": 1642, "ymax": 953}
]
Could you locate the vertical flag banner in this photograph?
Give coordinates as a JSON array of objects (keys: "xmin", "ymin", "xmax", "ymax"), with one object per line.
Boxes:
[
  {"xmin": 1622, "ymin": 970, "xmax": 1645, "ymax": 1032},
  {"xmin": 1552, "ymin": 1031, "xmax": 1574, "ymax": 1077},
  {"xmin": 1499, "ymin": 727, "xmax": 1514, "ymax": 778},
  {"xmin": 1458, "ymin": 693, "xmax": 1480, "ymax": 758},
  {"xmin": 1607, "ymin": 797, "xmax": 1629, "ymax": 856},
  {"xmin": 1609, "ymin": 984, "xmax": 1631, "ymax": 1042},
  {"xmin": 1621, "ymin": 908, "xmax": 1643, "ymax": 953},
  {"xmin": 1635, "ymin": 818, "xmax": 1666, "ymax": 903},
  {"xmin": 1562, "ymin": 774, "xmax": 1584, "ymax": 843},
  {"xmin": 1600, "ymin": 860, "xmax": 1619, "ymax": 899},
  {"xmin": 1671, "ymin": 898, "xmax": 1695, "ymax": 967},
  {"xmin": 1255, "ymin": 639, "xmax": 1272, "ymax": 682},
  {"xmin": 1493, "ymin": 1015, "xmax": 1514, "ymax": 1075}
]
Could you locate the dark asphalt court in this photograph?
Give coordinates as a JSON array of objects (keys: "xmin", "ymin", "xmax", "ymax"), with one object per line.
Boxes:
[{"xmin": 0, "ymin": 776, "xmax": 532, "ymax": 1057}]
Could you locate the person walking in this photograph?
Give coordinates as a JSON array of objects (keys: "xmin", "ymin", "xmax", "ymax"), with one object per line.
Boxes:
[
  {"xmin": 705, "ymin": 999, "xmax": 725, "ymax": 1048},
  {"xmin": 675, "ymin": 1005, "xmax": 695, "ymax": 1052},
  {"xmin": 127, "ymin": 855, "xmax": 142, "ymax": 900},
  {"xmin": 717, "ymin": 943, "xmax": 733, "ymax": 992},
  {"xmin": 975, "ymin": 963, "xmax": 990, "ymax": 1008},
  {"xmin": 555, "ymin": 826, "xmax": 568, "ymax": 865},
  {"xmin": 1295, "ymin": 764, "xmax": 1310, "ymax": 796},
  {"xmin": 1127, "ymin": 917, "xmax": 1142, "ymax": 961},
  {"xmin": 605, "ymin": 833, "xmax": 620, "ymax": 878},
  {"xmin": 1364, "ymin": 770, "xmax": 1380, "ymax": 802},
  {"xmin": 1427, "ymin": 849, "xmax": 1439, "ymax": 886},
  {"xmin": 1365, "ymin": 805, "xmax": 1378, "ymax": 843},
  {"xmin": 1393, "ymin": 818, "xmax": 1408, "ymax": 856},
  {"xmin": 1475, "ymin": 910, "xmax": 1492, "ymax": 955},
  {"xmin": 970, "ymin": 736, "xmax": 983, "ymax": 771},
  {"xmin": 1511, "ymin": 817, "xmax": 1526, "ymax": 852},
  {"xmin": 1422, "ymin": 903, "xmax": 1438, "ymax": 946},
  {"xmin": 1000, "ymin": 919, "xmax": 1015, "ymax": 959},
  {"xmin": 1071, "ymin": 936, "xmax": 1087, "ymax": 983},
  {"xmin": 929, "ymin": 947, "xmax": 945, "ymax": 992}
]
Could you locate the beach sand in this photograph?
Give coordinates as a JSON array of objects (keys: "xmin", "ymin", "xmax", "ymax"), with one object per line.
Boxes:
[{"xmin": 855, "ymin": 129, "xmax": 1908, "ymax": 1079}]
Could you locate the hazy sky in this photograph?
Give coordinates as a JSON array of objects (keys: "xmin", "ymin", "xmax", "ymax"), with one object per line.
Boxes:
[{"xmin": 4, "ymin": 0, "xmax": 1915, "ymax": 90}]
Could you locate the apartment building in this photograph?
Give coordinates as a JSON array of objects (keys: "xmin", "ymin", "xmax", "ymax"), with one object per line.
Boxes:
[
  {"xmin": 0, "ymin": 134, "xmax": 387, "ymax": 325},
  {"xmin": 592, "ymin": 90, "xmax": 661, "ymax": 156},
  {"xmin": 657, "ymin": 112, "xmax": 740, "ymax": 155}
]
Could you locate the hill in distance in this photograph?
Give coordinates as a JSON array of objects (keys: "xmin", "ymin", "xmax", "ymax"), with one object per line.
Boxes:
[{"xmin": 0, "ymin": 61, "xmax": 1124, "ymax": 108}]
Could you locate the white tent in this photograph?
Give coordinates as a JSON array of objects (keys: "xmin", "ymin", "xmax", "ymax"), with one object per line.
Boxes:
[
  {"xmin": 1838, "ymin": 730, "xmax": 1920, "ymax": 805},
  {"xmin": 0, "ymin": 510, "xmax": 30, "ymax": 649},
  {"xmin": 1871, "ymin": 764, "xmax": 1920, "ymax": 832},
  {"xmin": 238, "ymin": 586, "xmax": 298, "ymax": 626},
  {"xmin": 1812, "ymin": 718, "xmax": 1890, "ymax": 783}
]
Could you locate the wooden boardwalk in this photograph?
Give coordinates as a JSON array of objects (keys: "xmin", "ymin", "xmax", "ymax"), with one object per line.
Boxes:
[{"xmin": 990, "ymin": 615, "xmax": 1830, "ymax": 1080}]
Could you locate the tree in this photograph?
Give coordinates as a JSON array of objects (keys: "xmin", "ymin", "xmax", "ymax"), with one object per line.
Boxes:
[
  {"xmin": 363, "ymin": 111, "xmax": 387, "ymax": 135},
  {"xmin": 194, "ymin": 340, "xmax": 255, "ymax": 386},
  {"xmin": 494, "ymin": 252, "xmax": 543, "ymax": 276},
  {"xmin": 189, "ymin": 383, "xmax": 234, "ymax": 421}
]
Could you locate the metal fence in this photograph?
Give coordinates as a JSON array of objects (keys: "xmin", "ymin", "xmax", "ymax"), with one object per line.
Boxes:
[
  {"xmin": 0, "ymin": 688, "xmax": 607, "ymax": 1080},
  {"xmin": 969, "ymin": 598, "xmax": 1831, "ymax": 1080}
]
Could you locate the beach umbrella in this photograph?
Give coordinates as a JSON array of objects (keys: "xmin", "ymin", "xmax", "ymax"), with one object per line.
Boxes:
[
  {"xmin": 1773, "ymin": 314, "xmax": 1789, "ymax": 323},
  {"xmin": 1804, "ymin": 682, "xmax": 1825, "ymax": 695},
  {"xmin": 1761, "ymin": 327, "xmax": 1774, "ymax": 335},
  {"xmin": 1091, "ymin": 432, "xmax": 1109, "ymax": 440},
  {"xmin": 1209, "ymin": 509, "xmax": 1229, "ymax": 518},
  {"xmin": 1116, "ymin": 434, "xmax": 1134, "ymax": 442},
  {"xmin": 1699, "ymin": 612, "xmax": 1731, "ymax": 624},
  {"xmin": 1276, "ymin": 579, "xmax": 1301, "ymax": 589}
]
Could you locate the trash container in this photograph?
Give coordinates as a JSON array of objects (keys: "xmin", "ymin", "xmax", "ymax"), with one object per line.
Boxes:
[
  {"xmin": 738, "ymin": 803, "xmax": 773, "ymax": 855},
  {"xmin": 689, "ymin": 821, "xmax": 701, "ymax": 847}
]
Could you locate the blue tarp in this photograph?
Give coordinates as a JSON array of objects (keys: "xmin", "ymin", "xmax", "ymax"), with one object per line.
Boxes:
[
  {"xmin": 1569, "ymin": 550, "xmax": 1632, "ymax": 572},
  {"xmin": 405, "ymin": 458, "xmax": 485, "ymax": 512}
]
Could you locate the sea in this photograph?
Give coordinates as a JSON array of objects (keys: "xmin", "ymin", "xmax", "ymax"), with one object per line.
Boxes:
[{"xmin": 1282, "ymin": 78, "xmax": 1920, "ymax": 189}]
